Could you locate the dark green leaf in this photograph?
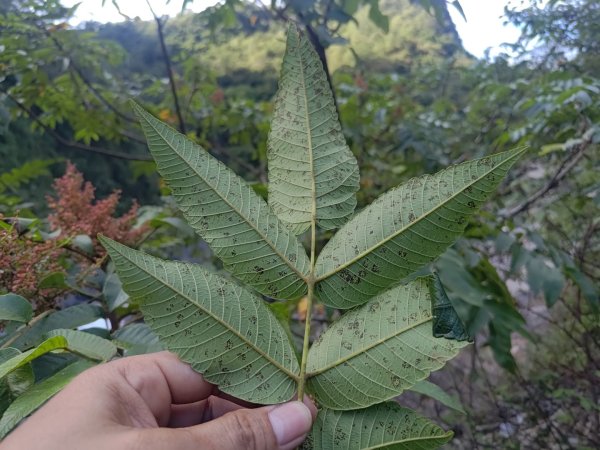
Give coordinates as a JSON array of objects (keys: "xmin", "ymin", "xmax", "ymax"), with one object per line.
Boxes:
[
  {"xmin": 430, "ymin": 273, "xmax": 472, "ymax": 342},
  {"xmin": 0, "ymin": 359, "xmax": 95, "ymax": 439},
  {"xmin": 0, "ymin": 294, "xmax": 33, "ymax": 323}
]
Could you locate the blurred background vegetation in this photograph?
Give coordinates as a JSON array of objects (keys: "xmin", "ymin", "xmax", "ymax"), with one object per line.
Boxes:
[{"xmin": 0, "ymin": 0, "xmax": 598, "ymax": 448}]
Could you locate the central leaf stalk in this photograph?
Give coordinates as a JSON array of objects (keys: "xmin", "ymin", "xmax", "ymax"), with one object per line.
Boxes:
[{"xmin": 297, "ymin": 219, "xmax": 317, "ymax": 401}]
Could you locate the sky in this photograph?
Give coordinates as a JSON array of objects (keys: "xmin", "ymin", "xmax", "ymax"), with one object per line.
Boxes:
[{"xmin": 63, "ymin": 0, "xmax": 526, "ymax": 59}]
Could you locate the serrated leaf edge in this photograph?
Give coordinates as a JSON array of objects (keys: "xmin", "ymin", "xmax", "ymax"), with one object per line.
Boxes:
[
  {"xmin": 316, "ymin": 147, "xmax": 527, "ymax": 282},
  {"xmin": 130, "ymin": 100, "xmax": 309, "ymax": 285},
  {"xmin": 100, "ymin": 236, "xmax": 300, "ymax": 381}
]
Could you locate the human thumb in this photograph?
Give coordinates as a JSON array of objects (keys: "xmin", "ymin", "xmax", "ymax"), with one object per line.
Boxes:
[{"xmin": 137, "ymin": 401, "xmax": 314, "ymax": 450}]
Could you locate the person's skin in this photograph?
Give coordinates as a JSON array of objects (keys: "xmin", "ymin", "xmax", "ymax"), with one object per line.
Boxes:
[{"xmin": 1, "ymin": 351, "xmax": 316, "ymax": 450}]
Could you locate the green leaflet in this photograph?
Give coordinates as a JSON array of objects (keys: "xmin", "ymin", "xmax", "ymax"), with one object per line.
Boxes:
[
  {"xmin": 306, "ymin": 277, "xmax": 469, "ymax": 410},
  {"xmin": 131, "ymin": 101, "xmax": 310, "ymax": 300},
  {"xmin": 315, "ymin": 147, "xmax": 528, "ymax": 308},
  {"xmin": 0, "ymin": 337, "xmax": 68, "ymax": 379},
  {"xmin": 410, "ymin": 380, "xmax": 466, "ymax": 414},
  {"xmin": 430, "ymin": 273, "xmax": 471, "ymax": 342},
  {"xmin": 46, "ymin": 329, "xmax": 117, "ymax": 361},
  {"xmin": 0, "ymin": 359, "xmax": 95, "ymax": 439},
  {"xmin": 0, "ymin": 349, "xmax": 34, "ymax": 416},
  {"xmin": 301, "ymin": 402, "xmax": 453, "ymax": 449},
  {"xmin": 100, "ymin": 236, "xmax": 300, "ymax": 404},
  {"xmin": 112, "ymin": 323, "xmax": 164, "ymax": 355},
  {"xmin": 0, "ymin": 294, "xmax": 33, "ymax": 323},
  {"xmin": 10, "ymin": 304, "xmax": 104, "ymax": 351},
  {"xmin": 267, "ymin": 25, "xmax": 359, "ymax": 234}
]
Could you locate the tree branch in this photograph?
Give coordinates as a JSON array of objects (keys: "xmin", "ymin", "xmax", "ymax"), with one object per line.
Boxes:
[
  {"xmin": 41, "ymin": 25, "xmax": 137, "ymax": 124},
  {"xmin": 3, "ymin": 91, "xmax": 152, "ymax": 161},
  {"xmin": 503, "ymin": 129, "xmax": 594, "ymax": 218},
  {"xmin": 145, "ymin": 0, "xmax": 187, "ymax": 134}
]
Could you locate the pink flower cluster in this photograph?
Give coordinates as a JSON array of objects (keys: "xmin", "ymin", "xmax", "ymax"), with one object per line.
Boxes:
[
  {"xmin": 0, "ymin": 218, "xmax": 64, "ymax": 304},
  {"xmin": 47, "ymin": 162, "xmax": 148, "ymax": 254},
  {"xmin": 1, "ymin": 162, "xmax": 148, "ymax": 304}
]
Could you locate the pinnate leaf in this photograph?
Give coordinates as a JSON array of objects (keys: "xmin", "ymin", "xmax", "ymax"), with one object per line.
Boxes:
[
  {"xmin": 131, "ymin": 100, "xmax": 310, "ymax": 300},
  {"xmin": 306, "ymin": 277, "xmax": 468, "ymax": 410},
  {"xmin": 315, "ymin": 147, "xmax": 527, "ymax": 308},
  {"xmin": 268, "ymin": 24, "xmax": 359, "ymax": 233},
  {"xmin": 302, "ymin": 402, "xmax": 453, "ymax": 449},
  {"xmin": 100, "ymin": 236, "xmax": 300, "ymax": 404}
]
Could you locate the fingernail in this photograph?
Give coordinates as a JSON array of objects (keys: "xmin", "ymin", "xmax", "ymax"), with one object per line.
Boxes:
[{"xmin": 268, "ymin": 401, "xmax": 313, "ymax": 447}]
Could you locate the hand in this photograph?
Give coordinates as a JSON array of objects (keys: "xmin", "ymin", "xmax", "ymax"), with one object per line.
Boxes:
[{"xmin": 1, "ymin": 351, "xmax": 316, "ymax": 450}]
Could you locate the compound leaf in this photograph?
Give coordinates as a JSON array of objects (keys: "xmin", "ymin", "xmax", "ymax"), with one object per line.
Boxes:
[
  {"xmin": 100, "ymin": 236, "xmax": 300, "ymax": 404},
  {"xmin": 306, "ymin": 277, "xmax": 468, "ymax": 410},
  {"xmin": 315, "ymin": 147, "xmax": 527, "ymax": 308},
  {"xmin": 131, "ymin": 100, "xmax": 310, "ymax": 300},
  {"xmin": 302, "ymin": 402, "xmax": 453, "ymax": 449},
  {"xmin": 0, "ymin": 359, "xmax": 95, "ymax": 439},
  {"xmin": 268, "ymin": 25, "xmax": 359, "ymax": 233}
]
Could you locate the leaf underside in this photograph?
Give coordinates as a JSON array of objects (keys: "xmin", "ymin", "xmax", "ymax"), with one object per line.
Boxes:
[
  {"xmin": 100, "ymin": 236, "xmax": 300, "ymax": 404},
  {"xmin": 131, "ymin": 101, "xmax": 310, "ymax": 300},
  {"xmin": 306, "ymin": 277, "xmax": 468, "ymax": 410},
  {"xmin": 302, "ymin": 402, "xmax": 453, "ymax": 450},
  {"xmin": 315, "ymin": 147, "xmax": 527, "ymax": 309},
  {"xmin": 268, "ymin": 24, "xmax": 359, "ymax": 234}
]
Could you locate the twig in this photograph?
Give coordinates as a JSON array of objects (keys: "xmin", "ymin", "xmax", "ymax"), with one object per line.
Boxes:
[
  {"xmin": 2, "ymin": 91, "xmax": 152, "ymax": 161},
  {"xmin": 145, "ymin": 0, "xmax": 187, "ymax": 134},
  {"xmin": 504, "ymin": 130, "xmax": 593, "ymax": 218},
  {"xmin": 41, "ymin": 26, "xmax": 137, "ymax": 124}
]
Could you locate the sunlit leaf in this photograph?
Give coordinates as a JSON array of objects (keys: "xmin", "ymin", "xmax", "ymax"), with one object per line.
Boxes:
[{"xmin": 0, "ymin": 337, "xmax": 68, "ymax": 379}]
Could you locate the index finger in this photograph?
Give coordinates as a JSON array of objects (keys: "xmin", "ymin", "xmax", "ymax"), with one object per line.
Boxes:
[{"xmin": 114, "ymin": 351, "xmax": 216, "ymax": 405}]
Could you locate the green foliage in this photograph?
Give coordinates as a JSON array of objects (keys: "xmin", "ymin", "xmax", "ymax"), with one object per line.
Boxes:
[
  {"xmin": 102, "ymin": 26, "xmax": 522, "ymax": 447},
  {"xmin": 0, "ymin": 295, "xmax": 33, "ymax": 323},
  {"xmin": 302, "ymin": 401, "xmax": 453, "ymax": 449},
  {"xmin": 0, "ymin": 359, "xmax": 94, "ymax": 439}
]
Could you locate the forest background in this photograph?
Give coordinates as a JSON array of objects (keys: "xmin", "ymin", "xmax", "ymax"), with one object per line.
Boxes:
[{"xmin": 0, "ymin": 0, "xmax": 598, "ymax": 448}]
